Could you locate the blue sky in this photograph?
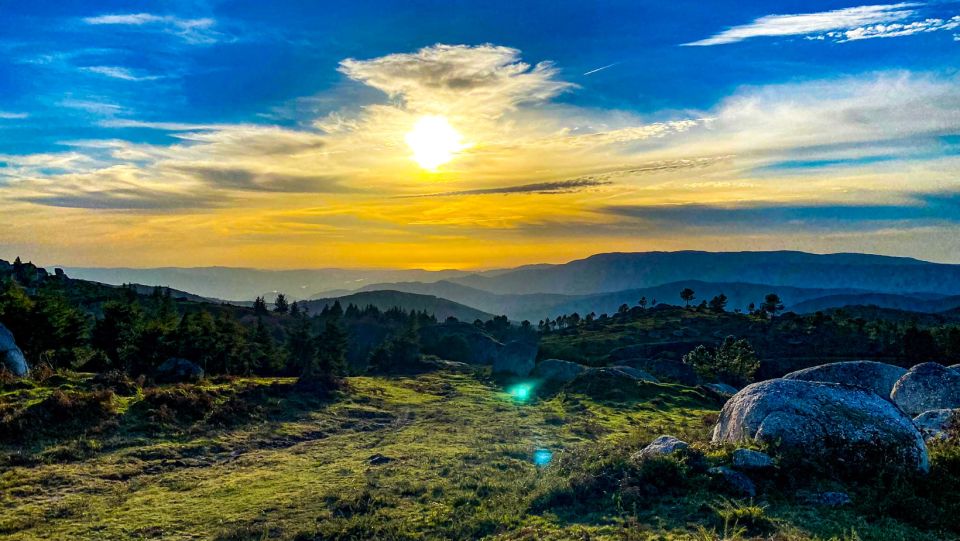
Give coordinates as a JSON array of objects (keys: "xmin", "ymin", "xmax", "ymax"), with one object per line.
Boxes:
[{"xmin": 0, "ymin": 1, "xmax": 959, "ymax": 268}]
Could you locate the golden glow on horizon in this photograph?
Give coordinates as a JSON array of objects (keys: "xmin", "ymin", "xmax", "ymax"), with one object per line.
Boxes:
[{"xmin": 405, "ymin": 116, "xmax": 466, "ymax": 171}]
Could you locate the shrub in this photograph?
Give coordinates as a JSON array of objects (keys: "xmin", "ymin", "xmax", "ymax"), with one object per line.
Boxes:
[
  {"xmin": 0, "ymin": 389, "xmax": 117, "ymax": 442},
  {"xmin": 138, "ymin": 385, "xmax": 218, "ymax": 426}
]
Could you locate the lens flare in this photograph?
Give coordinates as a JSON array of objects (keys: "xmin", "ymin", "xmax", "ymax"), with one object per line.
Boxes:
[
  {"xmin": 507, "ymin": 382, "xmax": 535, "ymax": 402},
  {"xmin": 533, "ymin": 448, "xmax": 553, "ymax": 467}
]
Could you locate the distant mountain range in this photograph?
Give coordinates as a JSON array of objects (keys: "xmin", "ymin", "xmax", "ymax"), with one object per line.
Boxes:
[{"xmin": 49, "ymin": 250, "xmax": 960, "ymax": 321}]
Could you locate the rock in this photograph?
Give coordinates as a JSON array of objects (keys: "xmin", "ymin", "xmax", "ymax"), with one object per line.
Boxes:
[
  {"xmin": 368, "ymin": 453, "xmax": 392, "ymax": 465},
  {"xmin": 621, "ymin": 358, "xmax": 698, "ymax": 385},
  {"xmin": 913, "ymin": 409, "xmax": 958, "ymax": 441},
  {"xmin": 705, "ymin": 382, "xmax": 739, "ymax": 396},
  {"xmin": 532, "ymin": 359, "xmax": 587, "ymax": 384},
  {"xmin": 709, "ymin": 466, "xmax": 756, "ymax": 497},
  {"xmin": 783, "ymin": 361, "xmax": 906, "ymax": 399},
  {"xmin": 801, "ymin": 491, "xmax": 852, "ymax": 507},
  {"xmin": 713, "ymin": 378, "xmax": 928, "ymax": 473},
  {"xmin": 892, "ymin": 363, "xmax": 960, "ymax": 416},
  {"xmin": 566, "ymin": 366, "xmax": 658, "ymax": 399},
  {"xmin": 632, "ymin": 435, "xmax": 689, "ymax": 461},
  {"xmin": 949, "ymin": 364, "xmax": 960, "ymax": 372},
  {"xmin": 608, "ymin": 366, "xmax": 659, "ymax": 383},
  {"xmin": 0, "ymin": 323, "xmax": 28, "ymax": 377},
  {"xmin": 732, "ymin": 448, "xmax": 774, "ymax": 470},
  {"xmin": 155, "ymin": 357, "xmax": 205, "ymax": 383},
  {"xmin": 493, "ymin": 340, "xmax": 537, "ymax": 376}
]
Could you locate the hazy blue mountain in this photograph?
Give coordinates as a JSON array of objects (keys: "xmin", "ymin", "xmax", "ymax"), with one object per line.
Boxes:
[
  {"xmin": 300, "ymin": 290, "xmax": 494, "ymax": 322},
  {"xmin": 58, "ymin": 266, "xmax": 473, "ymax": 302},
  {"xmin": 348, "ymin": 279, "xmax": 889, "ymax": 321},
  {"xmin": 447, "ymin": 251, "xmax": 960, "ymax": 296},
  {"xmin": 791, "ymin": 293, "xmax": 960, "ymax": 314}
]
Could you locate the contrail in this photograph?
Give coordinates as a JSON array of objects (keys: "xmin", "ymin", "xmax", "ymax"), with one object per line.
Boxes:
[{"xmin": 583, "ymin": 62, "xmax": 619, "ymax": 76}]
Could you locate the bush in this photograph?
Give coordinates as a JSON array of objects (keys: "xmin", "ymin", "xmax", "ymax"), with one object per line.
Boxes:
[
  {"xmin": 138, "ymin": 385, "xmax": 218, "ymax": 426},
  {"xmin": 683, "ymin": 336, "xmax": 758, "ymax": 386},
  {"xmin": 90, "ymin": 370, "xmax": 142, "ymax": 395}
]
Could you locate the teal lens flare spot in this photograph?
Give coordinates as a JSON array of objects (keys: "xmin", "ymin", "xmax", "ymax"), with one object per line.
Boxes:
[
  {"xmin": 533, "ymin": 448, "xmax": 553, "ymax": 467},
  {"xmin": 507, "ymin": 382, "xmax": 534, "ymax": 402}
]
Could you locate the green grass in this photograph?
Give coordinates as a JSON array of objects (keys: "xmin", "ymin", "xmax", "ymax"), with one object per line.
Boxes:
[{"xmin": 0, "ymin": 369, "xmax": 956, "ymax": 540}]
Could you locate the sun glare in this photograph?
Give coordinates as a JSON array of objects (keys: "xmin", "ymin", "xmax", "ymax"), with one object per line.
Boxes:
[{"xmin": 405, "ymin": 115, "xmax": 466, "ymax": 171}]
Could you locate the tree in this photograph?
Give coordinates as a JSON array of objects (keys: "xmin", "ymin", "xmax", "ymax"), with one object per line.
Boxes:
[
  {"xmin": 253, "ymin": 296, "xmax": 269, "ymax": 315},
  {"xmin": 284, "ymin": 314, "xmax": 314, "ymax": 373},
  {"xmin": 618, "ymin": 303, "xmax": 630, "ymax": 314},
  {"xmin": 290, "ymin": 301, "xmax": 301, "ymax": 317},
  {"xmin": 311, "ymin": 317, "xmax": 348, "ymax": 382},
  {"xmin": 682, "ymin": 336, "xmax": 759, "ymax": 386},
  {"xmin": 680, "ymin": 288, "xmax": 696, "ymax": 307},
  {"xmin": 708, "ymin": 293, "xmax": 728, "ymax": 313},
  {"xmin": 761, "ymin": 293, "xmax": 784, "ymax": 318},
  {"xmin": 273, "ymin": 294, "xmax": 289, "ymax": 314},
  {"xmin": 902, "ymin": 326, "xmax": 939, "ymax": 362},
  {"xmin": 638, "ymin": 296, "xmax": 647, "ymax": 310}
]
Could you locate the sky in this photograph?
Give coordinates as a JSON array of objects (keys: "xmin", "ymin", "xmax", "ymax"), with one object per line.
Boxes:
[{"xmin": 1, "ymin": 0, "xmax": 959, "ymax": 269}]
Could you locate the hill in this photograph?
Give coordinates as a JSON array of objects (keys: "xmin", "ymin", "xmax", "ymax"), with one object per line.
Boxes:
[
  {"xmin": 448, "ymin": 251, "xmax": 960, "ymax": 296},
  {"xmin": 792, "ymin": 293, "xmax": 960, "ymax": 314},
  {"xmin": 301, "ymin": 290, "xmax": 495, "ymax": 322}
]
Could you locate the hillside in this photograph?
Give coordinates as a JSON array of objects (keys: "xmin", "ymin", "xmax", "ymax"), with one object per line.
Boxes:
[
  {"xmin": 301, "ymin": 290, "xmax": 495, "ymax": 322},
  {"xmin": 792, "ymin": 293, "xmax": 960, "ymax": 314}
]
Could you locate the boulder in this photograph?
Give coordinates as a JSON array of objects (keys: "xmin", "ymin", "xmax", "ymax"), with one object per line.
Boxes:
[
  {"xmin": 705, "ymin": 382, "xmax": 739, "ymax": 396},
  {"xmin": 608, "ymin": 366, "xmax": 658, "ymax": 383},
  {"xmin": 155, "ymin": 357, "xmax": 204, "ymax": 383},
  {"xmin": 566, "ymin": 367, "xmax": 657, "ymax": 399},
  {"xmin": 532, "ymin": 359, "xmax": 587, "ymax": 384},
  {"xmin": 783, "ymin": 361, "xmax": 906, "ymax": 399},
  {"xmin": 732, "ymin": 448, "xmax": 774, "ymax": 470},
  {"xmin": 913, "ymin": 409, "xmax": 958, "ymax": 441},
  {"xmin": 632, "ymin": 435, "xmax": 688, "ymax": 461},
  {"xmin": 708, "ymin": 466, "xmax": 756, "ymax": 497},
  {"xmin": 891, "ymin": 363, "xmax": 960, "ymax": 416},
  {"xmin": 801, "ymin": 491, "xmax": 852, "ymax": 507},
  {"xmin": 0, "ymin": 323, "xmax": 28, "ymax": 377},
  {"xmin": 949, "ymin": 364, "xmax": 960, "ymax": 372},
  {"xmin": 713, "ymin": 378, "xmax": 928, "ymax": 473},
  {"xmin": 621, "ymin": 358, "xmax": 698, "ymax": 385},
  {"xmin": 492, "ymin": 340, "xmax": 537, "ymax": 376}
]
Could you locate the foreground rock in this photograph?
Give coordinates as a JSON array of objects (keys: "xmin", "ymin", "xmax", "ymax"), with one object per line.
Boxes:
[
  {"xmin": 732, "ymin": 448, "xmax": 773, "ymax": 470},
  {"xmin": 783, "ymin": 361, "xmax": 906, "ymax": 398},
  {"xmin": 0, "ymin": 323, "xmax": 28, "ymax": 377},
  {"xmin": 632, "ymin": 435, "xmax": 688, "ymax": 461},
  {"xmin": 708, "ymin": 466, "xmax": 756, "ymax": 497},
  {"xmin": 891, "ymin": 363, "xmax": 960, "ymax": 416},
  {"xmin": 913, "ymin": 409, "xmax": 958, "ymax": 441},
  {"xmin": 155, "ymin": 357, "xmax": 204, "ymax": 383},
  {"xmin": 492, "ymin": 340, "xmax": 537, "ymax": 377},
  {"xmin": 713, "ymin": 378, "xmax": 928, "ymax": 473},
  {"xmin": 532, "ymin": 359, "xmax": 587, "ymax": 384}
]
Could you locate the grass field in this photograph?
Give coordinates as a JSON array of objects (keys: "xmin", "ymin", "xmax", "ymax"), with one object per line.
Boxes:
[{"xmin": 1, "ymin": 368, "xmax": 956, "ymax": 540}]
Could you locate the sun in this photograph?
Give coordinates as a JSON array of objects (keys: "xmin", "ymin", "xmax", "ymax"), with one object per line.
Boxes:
[{"xmin": 405, "ymin": 115, "xmax": 466, "ymax": 171}]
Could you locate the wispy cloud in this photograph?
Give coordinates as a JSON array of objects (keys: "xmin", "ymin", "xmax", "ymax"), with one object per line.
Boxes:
[
  {"xmin": 403, "ymin": 179, "xmax": 611, "ymax": 198},
  {"xmin": 0, "ymin": 111, "xmax": 28, "ymax": 119},
  {"xmin": 81, "ymin": 66, "xmax": 162, "ymax": 81},
  {"xmin": 682, "ymin": 3, "xmax": 956, "ymax": 46},
  {"xmin": 83, "ymin": 13, "xmax": 220, "ymax": 44}
]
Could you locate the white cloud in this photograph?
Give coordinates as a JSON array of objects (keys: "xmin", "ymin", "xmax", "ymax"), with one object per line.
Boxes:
[
  {"xmin": 82, "ymin": 13, "xmax": 219, "ymax": 44},
  {"xmin": 0, "ymin": 111, "xmax": 28, "ymax": 119},
  {"xmin": 338, "ymin": 44, "xmax": 574, "ymax": 117},
  {"xmin": 829, "ymin": 15, "xmax": 960, "ymax": 41},
  {"xmin": 684, "ymin": 3, "xmax": 931, "ymax": 45},
  {"xmin": 81, "ymin": 66, "xmax": 162, "ymax": 81}
]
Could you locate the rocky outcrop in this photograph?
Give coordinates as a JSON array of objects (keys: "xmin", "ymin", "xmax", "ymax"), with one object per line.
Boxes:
[
  {"xmin": 566, "ymin": 366, "xmax": 658, "ymax": 398},
  {"xmin": 532, "ymin": 359, "xmax": 586, "ymax": 384},
  {"xmin": 632, "ymin": 435, "xmax": 688, "ymax": 461},
  {"xmin": 155, "ymin": 357, "xmax": 204, "ymax": 383},
  {"xmin": 913, "ymin": 409, "xmax": 958, "ymax": 441},
  {"xmin": 622, "ymin": 358, "xmax": 698, "ymax": 385},
  {"xmin": 891, "ymin": 363, "xmax": 960, "ymax": 416},
  {"xmin": 783, "ymin": 361, "xmax": 906, "ymax": 399},
  {"xmin": 0, "ymin": 323, "xmax": 28, "ymax": 377},
  {"xmin": 492, "ymin": 340, "xmax": 537, "ymax": 376},
  {"xmin": 713, "ymin": 378, "xmax": 928, "ymax": 473},
  {"xmin": 608, "ymin": 366, "xmax": 658, "ymax": 383}
]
